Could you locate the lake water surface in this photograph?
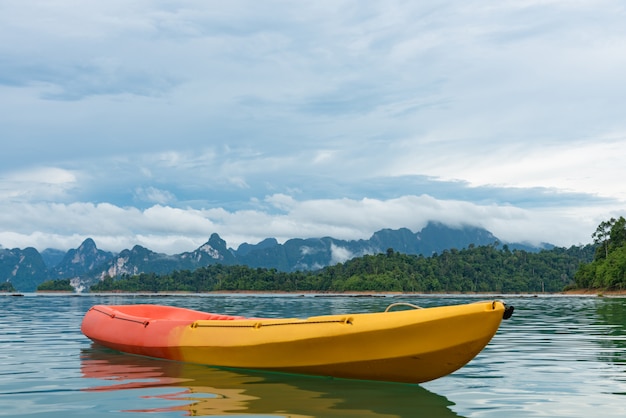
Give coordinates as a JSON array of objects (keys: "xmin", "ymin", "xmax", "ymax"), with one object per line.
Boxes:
[{"xmin": 1, "ymin": 294, "xmax": 626, "ymax": 417}]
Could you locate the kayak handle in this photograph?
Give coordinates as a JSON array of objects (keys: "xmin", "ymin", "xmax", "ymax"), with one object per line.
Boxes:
[
  {"xmin": 503, "ymin": 305, "xmax": 515, "ymax": 320},
  {"xmin": 384, "ymin": 302, "xmax": 423, "ymax": 312}
]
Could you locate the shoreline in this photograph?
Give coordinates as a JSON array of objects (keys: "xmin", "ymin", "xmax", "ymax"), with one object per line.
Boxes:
[
  {"xmin": 562, "ymin": 289, "xmax": 626, "ymax": 296},
  {"xmin": 4, "ymin": 289, "xmax": 625, "ymax": 297}
]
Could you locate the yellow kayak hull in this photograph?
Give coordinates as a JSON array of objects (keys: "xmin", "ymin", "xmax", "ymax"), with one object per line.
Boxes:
[{"xmin": 81, "ymin": 300, "xmax": 511, "ymax": 383}]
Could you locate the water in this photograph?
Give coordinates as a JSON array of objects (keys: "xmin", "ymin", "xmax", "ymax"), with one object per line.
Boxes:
[{"xmin": 1, "ymin": 293, "xmax": 626, "ymax": 417}]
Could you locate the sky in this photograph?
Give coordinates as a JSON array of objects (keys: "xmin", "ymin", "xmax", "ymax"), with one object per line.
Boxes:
[{"xmin": 1, "ymin": 0, "xmax": 625, "ymax": 255}]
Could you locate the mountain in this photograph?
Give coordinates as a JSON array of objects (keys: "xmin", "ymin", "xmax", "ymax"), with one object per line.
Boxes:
[
  {"xmin": 1, "ymin": 223, "xmax": 553, "ymax": 292},
  {"xmin": 369, "ymin": 224, "xmax": 500, "ymax": 255},
  {"xmin": 0, "ymin": 247, "xmax": 49, "ymax": 292},
  {"xmin": 40, "ymin": 248, "xmax": 67, "ymax": 269},
  {"xmin": 99, "ymin": 245, "xmax": 175, "ymax": 278},
  {"xmin": 52, "ymin": 238, "xmax": 114, "ymax": 280},
  {"xmin": 179, "ymin": 233, "xmax": 238, "ymax": 268},
  {"xmin": 235, "ymin": 223, "xmax": 503, "ymax": 271},
  {"xmin": 96, "ymin": 233, "xmax": 237, "ymax": 281}
]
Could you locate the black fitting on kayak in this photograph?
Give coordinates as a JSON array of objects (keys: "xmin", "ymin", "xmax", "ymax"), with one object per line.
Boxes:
[{"xmin": 503, "ymin": 305, "xmax": 514, "ymax": 320}]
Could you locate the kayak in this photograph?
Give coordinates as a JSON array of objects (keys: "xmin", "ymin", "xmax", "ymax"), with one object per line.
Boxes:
[{"xmin": 81, "ymin": 300, "xmax": 513, "ymax": 383}]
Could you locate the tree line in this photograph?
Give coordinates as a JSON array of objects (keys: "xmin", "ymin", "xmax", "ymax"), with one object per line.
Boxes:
[
  {"xmin": 36, "ymin": 279, "xmax": 74, "ymax": 292},
  {"xmin": 0, "ymin": 281, "xmax": 16, "ymax": 292},
  {"xmin": 83, "ymin": 242, "xmax": 595, "ymax": 293},
  {"xmin": 574, "ymin": 216, "xmax": 626, "ymax": 290}
]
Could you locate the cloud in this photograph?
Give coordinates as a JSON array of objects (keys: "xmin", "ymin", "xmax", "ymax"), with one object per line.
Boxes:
[
  {"xmin": 330, "ymin": 243, "xmax": 355, "ymax": 265},
  {"xmin": 134, "ymin": 187, "xmax": 176, "ymax": 205},
  {"xmin": 0, "ymin": 201, "xmax": 217, "ymax": 253},
  {"xmin": 0, "ymin": 58, "xmax": 179, "ymax": 101},
  {"xmin": 0, "ymin": 167, "xmax": 78, "ymax": 201},
  {"xmin": 0, "ymin": 191, "xmax": 612, "ymax": 255},
  {"xmin": 0, "ymin": 1, "xmax": 625, "ymax": 257}
]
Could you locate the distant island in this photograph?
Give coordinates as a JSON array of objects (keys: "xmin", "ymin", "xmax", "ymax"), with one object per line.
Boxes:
[
  {"xmin": 3, "ymin": 218, "xmax": 624, "ymax": 295},
  {"xmin": 84, "ymin": 216, "xmax": 626, "ymax": 294},
  {"xmin": 1, "ymin": 222, "xmax": 551, "ymax": 292}
]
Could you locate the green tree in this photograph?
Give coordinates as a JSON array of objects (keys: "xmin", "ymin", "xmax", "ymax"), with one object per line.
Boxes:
[
  {"xmin": 576, "ymin": 216, "xmax": 626, "ymax": 290},
  {"xmin": 37, "ymin": 279, "xmax": 74, "ymax": 292},
  {"xmin": 609, "ymin": 217, "xmax": 626, "ymax": 253},
  {"xmin": 592, "ymin": 217, "xmax": 625, "ymax": 260},
  {"xmin": 0, "ymin": 281, "xmax": 16, "ymax": 292}
]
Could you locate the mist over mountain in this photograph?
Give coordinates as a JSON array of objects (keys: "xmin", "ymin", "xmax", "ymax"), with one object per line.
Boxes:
[{"xmin": 1, "ymin": 222, "xmax": 553, "ymax": 292}]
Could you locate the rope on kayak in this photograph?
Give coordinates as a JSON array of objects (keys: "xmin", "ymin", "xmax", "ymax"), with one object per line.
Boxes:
[
  {"xmin": 90, "ymin": 306, "xmax": 150, "ymax": 327},
  {"xmin": 191, "ymin": 318, "xmax": 353, "ymax": 329},
  {"xmin": 384, "ymin": 302, "xmax": 423, "ymax": 312}
]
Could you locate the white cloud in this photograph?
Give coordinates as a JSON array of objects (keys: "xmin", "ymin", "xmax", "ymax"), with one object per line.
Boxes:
[
  {"xmin": 330, "ymin": 243, "xmax": 354, "ymax": 264},
  {"xmin": 0, "ymin": 167, "xmax": 78, "ymax": 200},
  {"xmin": 398, "ymin": 135, "xmax": 626, "ymax": 201},
  {"xmin": 134, "ymin": 186, "xmax": 175, "ymax": 205},
  {"xmin": 0, "ymin": 1, "xmax": 625, "ymax": 256},
  {"xmin": 0, "ymin": 192, "xmax": 610, "ymax": 254}
]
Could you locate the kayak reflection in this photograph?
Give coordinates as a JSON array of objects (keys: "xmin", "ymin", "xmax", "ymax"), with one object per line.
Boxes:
[{"xmin": 81, "ymin": 345, "xmax": 462, "ymax": 417}]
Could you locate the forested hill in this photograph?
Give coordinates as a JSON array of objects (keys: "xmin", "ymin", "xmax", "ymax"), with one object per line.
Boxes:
[
  {"xmin": 574, "ymin": 216, "xmax": 626, "ymax": 290},
  {"xmin": 89, "ymin": 243, "xmax": 595, "ymax": 294}
]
